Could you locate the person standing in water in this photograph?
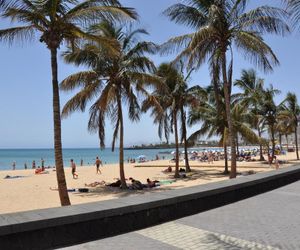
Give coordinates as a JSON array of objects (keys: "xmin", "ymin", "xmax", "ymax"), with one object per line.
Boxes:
[
  {"xmin": 95, "ymin": 156, "xmax": 102, "ymax": 174},
  {"xmin": 32, "ymin": 160, "xmax": 36, "ymax": 169},
  {"xmin": 12, "ymin": 161, "xmax": 16, "ymax": 170}
]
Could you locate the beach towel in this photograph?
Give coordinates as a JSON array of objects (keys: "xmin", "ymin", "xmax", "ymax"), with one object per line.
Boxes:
[{"xmin": 159, "ymin": 180, "xmax": 176, "ymax": 185}]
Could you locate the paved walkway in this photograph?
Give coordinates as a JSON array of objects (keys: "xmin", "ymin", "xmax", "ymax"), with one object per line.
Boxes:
[{"xmin": 63, "ymin": 181, "xmax": 300, "ymax": 250}]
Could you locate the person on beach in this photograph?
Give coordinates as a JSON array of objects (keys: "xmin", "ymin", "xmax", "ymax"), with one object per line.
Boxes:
[
  {"xmin": 32, "ymin": 160, "xmax": 36, "ymax": 169},
  {"xmin": 12, "ymin": 161, "xmax": 16, "ymax": 170},
  {"xmin": 41, "ymin": 158, "xmax": 45, "ymax": 171},
  {"xmin": 70, "ymin": 159, "xmax": 78, "ymax": 179},
  {"xmin": 275, "ymin": 159, "xmax": 279, "ymax": 169},
  {"xmin": 146, "ymin": 178, "xmax": 160, "ymax": 188},
  {"xmin": 95, "ymin": 156, "xmax": 102, "ymax": 174},
  {"xmin": 24, "ymin": 163, "xmax": 27, "ymax": 170},
  {"xmin": 129, "ymin": 177, "xmax": 143, "ymax": 190},
  {"xmin": 80, "ymin": 159, "xmax": 83, "ymax": 166}
]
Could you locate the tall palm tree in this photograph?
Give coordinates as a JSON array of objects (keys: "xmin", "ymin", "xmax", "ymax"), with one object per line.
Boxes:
[
  {"xmin": 259, "ymin": 86, "xmax": 281, "ymax": 162},
  {"xmin": 282, "ymin": 92, "xmax": 300, "ymax": 159},
  {"xmin": 143, "ymin": 63, "xmax": 182, "ymax": 178},
  {"xmin": 60, "ymin": 22, "xmax": 158, "ymax": 188},
  {"xmin": 163, "ymin": 0, "xmax": 289, "ymax": 178},
  {"xmin": 234, "ymin": 69, "xmax": 266, "ymax": 161},
  {"xmin": 177, "ymin": 64, "xmax": 203, "ymax": 172},
  {"xmin": 0, "ymin": 0, "xmax": 136, "ymax": 205},
  {"xmin": 189, "ymin": 86, "xmax": 260, "ymax": 174},
  {"xmin": 275, "ymin": 115, "xmax": 294, "ymax": 151}
]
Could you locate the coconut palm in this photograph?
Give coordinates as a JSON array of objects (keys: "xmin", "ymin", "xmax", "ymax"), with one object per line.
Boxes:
[
  {"xmin": 282, "ymin": 92, "xmax": 300, "ymax": 159},
  {"xmin": 234, "ymin": 69, "xmax": 267, "ymax": 161},
  {"xmin": 275, "ymin": 115, "xmax": 294, "ymax": 151},
  {"xmin": 189, "ymin": 86, "xmax": 260, "ymax": 174},
  {"xmin": 177, "ymin": 63, "xmax": 204, "ymax": 172},
  {"xmin": 163, "ymin": 0, "xmax": 289, "ymax": 178},
  {"xmin": 60, "ymin": 22, "xmax": 158, "ymax": 188},
  {"xmin": 143, "ymin": 63, "xmax": 182, "ymax": 178},
  {"xmin": 259, "ymin": 86, "xmax": 281, "ymax": 162},
  {"xmin": 0, "ymin": 0, "xmax": 136, "ymax": 205},
  {"xmin": 142, "ymin": 63, "xmax": 203, "ymax": 177}
]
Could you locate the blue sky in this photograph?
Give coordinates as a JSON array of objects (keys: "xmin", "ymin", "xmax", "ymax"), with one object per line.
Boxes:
[{"xmin": 0, "ymin": 0, "xmax": 298, "ymax": 148}]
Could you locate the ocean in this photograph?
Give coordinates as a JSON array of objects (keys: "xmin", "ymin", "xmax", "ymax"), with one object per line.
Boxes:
[
  {"xmin": 0, "ymin": 146, "xmax": 258, "ymax": 170},
  {"xmin": 0, "ymin": 148, "xmax": 179, "ymax": 170}
]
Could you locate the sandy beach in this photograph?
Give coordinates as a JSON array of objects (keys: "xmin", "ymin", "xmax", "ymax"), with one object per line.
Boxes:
[{"xmin": 0, "ymin": 152, "xmax": 298, "ymax": 215}]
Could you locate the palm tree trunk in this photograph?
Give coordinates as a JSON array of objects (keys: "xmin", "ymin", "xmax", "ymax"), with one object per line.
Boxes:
[
  {"xmin": 117, "ymin": 95, "xmax": 127, "ymax": 189},
  {"xmin": 181, "ymin": 108, "xmax": 191, "ymax": 172},
  {"xmin": 50, "ymin": 48, "xmax": 70, "ymax": 206},
  {"xmin": 224, "ymin": 143, "xmax": 229, "ymax": 174},
  {"xmin": 174, "ymin": 110, "xmax": 180, "ymax": 178},
  {"xmin": 236, "ymin": 133, "xmax": 239, "ymax": 154},
  {"xmin": 279, "ymin": 134, "xmax": 282, "ymax": 151},
  {"xmin": 258, "ymin": 128, "xmax": 264, "ymax": 161},
  {"xmin": 271, "ymin": 126, "xmax": 276, "ymax": 162},
  {"xmin": 221, "ymin": 51, "xmax": 237, "ymax": 178},
  {"xmin": 295, "ymin": 126, "xmax": 299, "ymax": 160}
]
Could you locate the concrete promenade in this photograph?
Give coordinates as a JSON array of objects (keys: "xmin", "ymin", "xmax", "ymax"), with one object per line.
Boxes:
[{"xmin": 63, "ymin": 180, "xmax": 300, "ymax": 250}]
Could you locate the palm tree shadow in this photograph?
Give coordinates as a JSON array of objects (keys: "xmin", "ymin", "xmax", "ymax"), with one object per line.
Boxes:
[
  {"xmin": 199, "ymin": 233, "xmax": 269, "ymax": 249},
  {"xmin": 72, "ymin": 184, "xmax": 185, "ymax": 199},
  {"xmin": 177, "ymin": 169, "xmax": 229, "ymax": 182}
]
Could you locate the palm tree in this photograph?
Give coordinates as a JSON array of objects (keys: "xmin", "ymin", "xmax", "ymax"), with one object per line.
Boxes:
[
  {"xmin": 275, "ymin": 115, "xmax": 294, "ymax": 151},
  {"xmin": 177, "ymin": 64, "xmax": 203, "ymax": 173},
  {"xmin": 282, "ymin": 93, "xmax": 300, "ymax": 159},
  {"xmin": 259, "ymin": 86, "xmax": 281, "ymax": 162},
  {"xmin": 189, "ymin": 86, "xmax": 260, "ymax": 174},
  {"xmin": 60, "ymin": 22, "xmax": 158, "ymax": 188},
  {"xmin": 0, "ymin": 0, "xmax": 136, "ymax": 205},
  {"xmin": 163, "ymin": 0, "xmax": 289, "ymax": 178},
  {"xmin": 143, "ymin": 63, "xmax": 182, "ymax": 178},
  {"xmin": 234, "ymin": 69, "xmax": 267, "ymax": 161}
]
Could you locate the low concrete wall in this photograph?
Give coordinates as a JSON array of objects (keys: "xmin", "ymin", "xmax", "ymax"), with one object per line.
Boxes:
[{"xmin": 1, "ymin": 165, "xmax": 300, "ymax": 249}]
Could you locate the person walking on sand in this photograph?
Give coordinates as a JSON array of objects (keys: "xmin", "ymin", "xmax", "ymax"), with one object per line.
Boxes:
[
  {"xmin": 95, "ymin": 156, "xmax": 102, "ymax": 174},
  {"xmin": 70, "ymin": 159, "xmax": 78, "ymax": 179}
]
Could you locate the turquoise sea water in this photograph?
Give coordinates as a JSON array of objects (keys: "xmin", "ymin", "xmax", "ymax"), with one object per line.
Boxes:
[
  {"xmin": 0, "ymin": 146, "xmax": 258, "ymax": 170},
  {"xmin": 0, "ymin": 148, "xmax": 180, "ymax": 170}
]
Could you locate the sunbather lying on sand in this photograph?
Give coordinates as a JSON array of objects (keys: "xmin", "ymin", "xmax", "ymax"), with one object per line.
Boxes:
[
  {"xmin": 105, "ymin": 179, "xmax": 122, "ymax": 187},
  {"xmin": 85, "ymin": 181, "xmax": 106, "ymax": 187},
  {"xmin": 146, "ymin": 178, "xmax": 160, "ymax": 188},
  {"xmin": 129, "ymin": 177, "xmax": 143, "ymax": 190}
]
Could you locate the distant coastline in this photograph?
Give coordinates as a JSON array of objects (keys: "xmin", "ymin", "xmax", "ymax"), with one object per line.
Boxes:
[{"xmin": 125, "ymin": 142, "xmax": 219, "ymax": 150}]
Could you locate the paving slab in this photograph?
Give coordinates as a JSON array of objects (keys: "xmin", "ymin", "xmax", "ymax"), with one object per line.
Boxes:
[{"xmin": 63, "ymin": 181, "xmax": 300, "ymax": 250}]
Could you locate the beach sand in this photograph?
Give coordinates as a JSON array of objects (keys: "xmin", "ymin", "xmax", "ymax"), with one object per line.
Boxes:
[{"xmin": 0, "ymin": 152, "xmax": 298, "ymax": 214}]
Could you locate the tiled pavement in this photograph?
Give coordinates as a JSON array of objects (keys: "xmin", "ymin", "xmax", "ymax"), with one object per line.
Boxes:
[{"xmin": 62, "ymin": 181, "xmax": 300, "ymax": 250}]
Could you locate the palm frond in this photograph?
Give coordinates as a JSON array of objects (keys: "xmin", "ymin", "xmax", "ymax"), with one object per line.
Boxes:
[{"xmin": 0, "ymin": 26, "xmax": 36, "ymax": 45}]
